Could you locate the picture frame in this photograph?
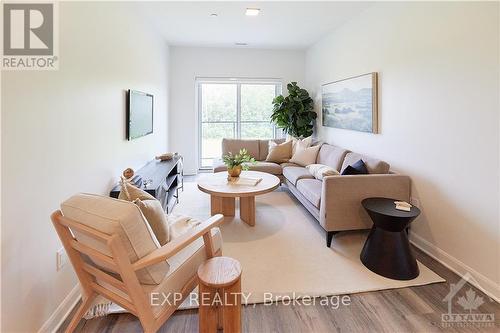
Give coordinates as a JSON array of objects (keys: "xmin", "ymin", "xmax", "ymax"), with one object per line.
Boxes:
[{"xmin": 322, "ymin": 72, "xmax": 378, "ymax": 133}]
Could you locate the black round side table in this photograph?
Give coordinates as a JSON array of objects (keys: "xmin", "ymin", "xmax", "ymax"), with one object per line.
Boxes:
[{"xmin": 360, "ymin": 197, "xmax": 421, "ymax": 280}]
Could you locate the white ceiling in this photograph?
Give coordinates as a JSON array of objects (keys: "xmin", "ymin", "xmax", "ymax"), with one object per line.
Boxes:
[{"xmin": 137, "ymin": 2, "xmax": 371, "ymax": 49}]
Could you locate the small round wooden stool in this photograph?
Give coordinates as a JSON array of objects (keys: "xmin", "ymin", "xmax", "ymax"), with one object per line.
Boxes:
[{"xmin": 197, "ymin": 256, "xmax": 242, "ymax": 333}]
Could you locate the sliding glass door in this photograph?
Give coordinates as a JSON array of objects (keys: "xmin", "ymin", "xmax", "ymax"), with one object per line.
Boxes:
[{"xmin": 198, "ymin": 79, "xmax": 282, "ymax": 169}]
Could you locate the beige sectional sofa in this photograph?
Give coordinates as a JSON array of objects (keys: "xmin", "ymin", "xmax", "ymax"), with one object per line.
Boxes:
[{"xmin": 213, "ymin": 138, "xmax": 410, "ymax": 247}]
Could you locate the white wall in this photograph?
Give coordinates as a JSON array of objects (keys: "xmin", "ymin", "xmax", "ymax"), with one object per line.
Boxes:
[
  {"xmin": 169, "ymin": 46, "xmax": 305, "ymax": 174},
  {"xmin": 1, "ymin": 3, "xmax": 169, "ymax": 332},
  {"xmin": 305, "ymin": 2, "xmax": 499, "ymax": 299}
]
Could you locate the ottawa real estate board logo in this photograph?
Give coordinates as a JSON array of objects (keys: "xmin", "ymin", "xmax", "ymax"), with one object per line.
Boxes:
[{"xmin": 2, "ymin": 2, "xmax": 58, "ymax": 70}]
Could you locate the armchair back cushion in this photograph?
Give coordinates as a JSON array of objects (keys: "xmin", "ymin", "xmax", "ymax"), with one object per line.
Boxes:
[
  {"xmin": 341, "ymin": 152, "xmax": 390, "ymax": 174},
  {"xmin": 61, "ymin": 193, "xmax": 169, "ymax": 285},
  {"xmin": 316, "ymin": 144, "xmax": 349, "ymax": 171},
  {"xmin": 222, "ymin": 139, "xmax": 260, "ymax": 160}
]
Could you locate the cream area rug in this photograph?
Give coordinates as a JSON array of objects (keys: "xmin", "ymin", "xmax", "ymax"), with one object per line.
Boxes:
[{"xmin": 174, "ymin": 180, "xmax": 445, "ymax": 305}]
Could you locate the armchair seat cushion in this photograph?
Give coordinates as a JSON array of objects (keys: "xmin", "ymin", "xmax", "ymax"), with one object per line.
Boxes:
[
  {"xmin": 283, "ymin": 166, "xmax": 314, "ymax": 185},
  {"xmin": 61, "ymin": 193, "xmax": 169, "ymax": 285},
  {"xmin": 296, "ymin": 179, "xmax": 322, "ymax": 208}
]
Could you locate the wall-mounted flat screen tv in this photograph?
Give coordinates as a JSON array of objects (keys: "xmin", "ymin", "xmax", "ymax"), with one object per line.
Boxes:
[{"xmin": 127, "ymin": 90, "xmax": 153, "ymax": 140}]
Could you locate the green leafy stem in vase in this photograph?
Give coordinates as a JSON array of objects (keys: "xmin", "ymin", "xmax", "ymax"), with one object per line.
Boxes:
[{"xmin": 222, "ymin": 149, "xmax": 256, "ymax": 170}]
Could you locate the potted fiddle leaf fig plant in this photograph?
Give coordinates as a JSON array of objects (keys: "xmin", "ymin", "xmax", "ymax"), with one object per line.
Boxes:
[
  {"xmin": 271, "ymin": 82, "xmax": 316, "ymax": 138},
  {"xmin": 222, "ymin": 149, "xmax": 256, "ymax": 177}
]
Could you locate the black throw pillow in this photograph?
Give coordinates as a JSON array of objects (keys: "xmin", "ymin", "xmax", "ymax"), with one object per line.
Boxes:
[{"xmin": 341, "ymin": 159, "xmax": 368, "ymax": 175}]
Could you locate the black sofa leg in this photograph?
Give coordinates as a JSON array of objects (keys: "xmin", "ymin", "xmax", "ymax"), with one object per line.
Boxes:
[{"xmin": 326, "ymin": 231, "xmax": 338, "ymax": 247}]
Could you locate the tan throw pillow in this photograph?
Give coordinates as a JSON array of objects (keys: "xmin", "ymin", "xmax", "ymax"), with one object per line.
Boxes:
[
  {"xmin": 118, "ymin": 180, "xmax": 156, "ymax": 201},
  {"xmin": 266, "ymin": 140, "xmax": 292, "ymax": 163},
  {"xmin": 306, "ymin": 164, "xmax": 340, "ymax": 180},
  {"xmin": 289, "ymin": 144, "xmax": 321, "ymax": 167},
  {"xmin": 291, "ymin": 136, "xmax": 312, "ymax": 154},
  {"xmin": 134, "ymin": 199, "xmax": 170, "ymax": 245}
]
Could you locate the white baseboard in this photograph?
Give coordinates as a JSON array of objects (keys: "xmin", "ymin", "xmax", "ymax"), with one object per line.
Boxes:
[
  {"xmin": 410, "ymin": 233, "xmax": 500, "ymax": 303},
  {"xmin": 38, "ymin": 284, "xmax": 81, "ymax": 333}
]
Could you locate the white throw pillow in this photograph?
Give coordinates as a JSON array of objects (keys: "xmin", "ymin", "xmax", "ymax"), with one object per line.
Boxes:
[
  {"xmin": 306, "ymin": 164, "xmax": 340, "ymax": 180},
  {"xmin": 290, "ymin": 136, "xmax": 312, "ymax": 154},
  {"xmin": 289, "ymin": 144, "xmax": 321, "ymax": 167},
  {"xmin": 266, "ymin": 140, "xmax": 292, "ymax": 163}
]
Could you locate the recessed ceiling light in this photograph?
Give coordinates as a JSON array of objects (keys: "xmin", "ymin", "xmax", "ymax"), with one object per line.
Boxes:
[
  {"xmin": 210, "ymin": 13, "xmax": 218, "ymax": 17},
  {"xmin": 235, "ymin": 42, "xmax": 248, "ymax": 46},
  {"xmin": 245, "ymin": 8, "xmax": 260, "ymax": 16}
]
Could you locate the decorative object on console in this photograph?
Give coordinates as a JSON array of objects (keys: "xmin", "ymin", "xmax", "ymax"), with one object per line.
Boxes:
[
  {"xmin": 322, "ymin": 72, "xmax": 378, "ymax": 133},
  {"xmin": 122, "ymin": 167, "xmax": 134, "ymax": 179},
  {"xmin": 222, "ymin": 148, "xmax": 256, "ymax": 178},
  {"xmin": 271, "ymin": 82, "xmax": 316, "ymax": 138},
  {"xmin": 306, "ymin": 164, "xmax": 340, "ymax": 180},
  {"xmin": 265, "ymin": 140, "xmax": 292, "ymax": 163},
  {"xmin": 341, "ymin": 159, "xmax": 368, "ymax": 175},
  {"xmin": 155, "ymin": 152, "xmax": 174, "ymax": 161}
]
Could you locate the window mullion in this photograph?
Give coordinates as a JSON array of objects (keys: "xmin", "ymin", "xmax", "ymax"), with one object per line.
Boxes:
[{"xmin": 236, "ymin": 83, "xmax": 241, "ymax": 139}]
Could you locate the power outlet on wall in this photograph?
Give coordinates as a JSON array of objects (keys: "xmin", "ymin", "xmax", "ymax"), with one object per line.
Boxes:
[{"xmin": 56, "ymin": 247, "xmax": 68, "ymax": 271}]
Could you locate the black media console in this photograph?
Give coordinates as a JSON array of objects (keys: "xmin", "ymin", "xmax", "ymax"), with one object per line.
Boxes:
[{"xmin": 110, "ymin": 155, "xmax": 183, "ymax": 213}]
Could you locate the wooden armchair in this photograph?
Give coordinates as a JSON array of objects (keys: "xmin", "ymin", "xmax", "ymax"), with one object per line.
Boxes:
[{"xmin": 51, "ymin": 193, "xmax": 223, "ymax": 333}]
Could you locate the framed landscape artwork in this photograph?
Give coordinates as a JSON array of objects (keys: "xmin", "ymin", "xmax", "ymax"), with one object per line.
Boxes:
[{"xmin": 322, "ymin": 72, "xmax": 378, "ymax": 133}]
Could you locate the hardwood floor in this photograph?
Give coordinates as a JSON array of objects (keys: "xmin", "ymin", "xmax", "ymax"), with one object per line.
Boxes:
[{"xmin": 60, "ymin": 245, "xmax": 499, "ymax": 333}]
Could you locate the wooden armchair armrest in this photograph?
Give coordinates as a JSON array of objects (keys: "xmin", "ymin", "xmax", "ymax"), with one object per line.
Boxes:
[{"xmin": 133, "ymin": 214, "xmax": 224, "ymax": 271}]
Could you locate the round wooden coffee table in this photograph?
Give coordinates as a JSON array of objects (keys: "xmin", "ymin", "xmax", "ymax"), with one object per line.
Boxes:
[{"xmin": 197, "ymin": 171, "xmax": 280, "ymax": 226}]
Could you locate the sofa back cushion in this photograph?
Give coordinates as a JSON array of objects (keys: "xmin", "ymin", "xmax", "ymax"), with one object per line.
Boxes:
[
  {"xmin": 341, "ymin": 152, "xmax": 390, "ymax": 174},
  {"xmin": 316, "ymin": 144, "xmax": 349, "ymax": 171},
  {"xmin": 222, "ymin": 139, "xmax": 260, "ymax": 160},
  {"xmin": 259, "ymin": 138, "xmax": 285, "ymax": 161},
  {"xmin": 61, "ymin": 193, "xmax": 169, "ymax": 285}
]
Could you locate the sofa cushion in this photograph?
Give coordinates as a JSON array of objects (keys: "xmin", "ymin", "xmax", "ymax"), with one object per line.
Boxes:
[
  {"xmin": 317, "ymin": 144, "xmax": 349, "ymax": 171},
  {"xmin": 290, "ymin": 144, "xmax": 322, "ymax": 167},
  {"xmin": 341, "ymin": 152, "xmax": 390, "ymax": 174},
  {"xmin": 259, "ymin": 138, "xmax": 285, "ymax": 161},
  {"xmin": 266, "ymin": 140, "xmax": 292, "ymax": 163},
  {"xmin": 296, "ymin": 179, "xmax": 322, "ymax": 208},
  {"xmin": 213, "ymin": 159, "xmax": 226, "ymax": 173},
  {"xmin": 222, "ymin": 139, "xmax": 260, "ymax": 160},
  {"xmin": 280, "ymin": 162, "xmax": 300, "ymax": 168},
  {"xmin": 283, "ymin": 166, "xmax": 314, "ymax": 185},
  {"xmin": 243, "ymin": 161, "xmax": 282, "ymax": 175},
  {"xmin": 61, "ymin": 193, "xmax": 169, "ymax": 285}
]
